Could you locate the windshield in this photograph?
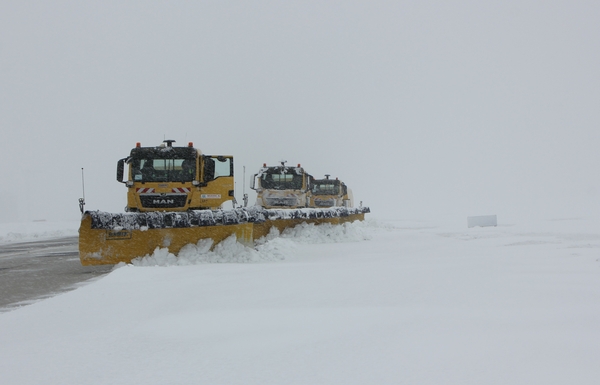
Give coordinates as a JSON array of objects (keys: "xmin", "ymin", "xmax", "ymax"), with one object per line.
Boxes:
[
  {"xmin": 131, "ymin": 158, "xmax": 196, "ymax": 182},
  {"xmin": 312, "ymin": 182, "xmax": 340, "ymax": 195},
  {"xmin": 260, "ymin": 172, "xmax": 303, "ymax": 190}
]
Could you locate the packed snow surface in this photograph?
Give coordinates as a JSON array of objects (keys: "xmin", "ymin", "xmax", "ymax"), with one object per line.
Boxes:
[
  {"xmin": 1, "ymin": 217, "xmax": 600, "ymax": 384},
  {"xmin": 0, "ymin": 220, "xmax": 79, "ymax": 243}
]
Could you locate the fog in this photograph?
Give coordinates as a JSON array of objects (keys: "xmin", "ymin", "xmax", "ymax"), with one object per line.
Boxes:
[{"xmin": 1, "ymin": 1, "xmax": 598, "ymax": 223}]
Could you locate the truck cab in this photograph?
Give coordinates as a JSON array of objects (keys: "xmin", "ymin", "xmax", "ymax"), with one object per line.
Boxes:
[
  {"xmin": 117, "ymin": 140, "xmax": 234, "ymax": 212},
  {"xmin": 251, "ymin": 162, "xmax": 312, "ymax": 209},
  {"xmin": 308, "ymin": 175, "xmax": 353, "ymax": 208}
]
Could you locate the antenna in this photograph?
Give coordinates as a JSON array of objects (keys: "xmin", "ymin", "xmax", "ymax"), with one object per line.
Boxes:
[
  {"xmin": 79, "ymin": 168, "xmax": 86, "ymax": 214},
  {"xmin": 243, "ymin": 166, "xmax": 248, "ymax": 207},
  {"xmin": 279, "ymin": 160, "xmax": 287, "ymax": 174}
]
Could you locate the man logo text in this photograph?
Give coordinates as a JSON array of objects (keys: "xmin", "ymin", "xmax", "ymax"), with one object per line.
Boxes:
[{"xmin": 153, "ymin": 199, "xmax": 175, "ymax": 204}]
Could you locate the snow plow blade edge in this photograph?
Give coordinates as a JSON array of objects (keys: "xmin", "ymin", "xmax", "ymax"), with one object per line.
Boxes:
[{"xmin": 79, "ymin": 207, "xmax": 369, "ymax": 265}]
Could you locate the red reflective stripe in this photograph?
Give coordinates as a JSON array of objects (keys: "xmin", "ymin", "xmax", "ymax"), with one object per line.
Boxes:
[{"xmin": 135, "ymin": 187, "xmax": 192, "ymax": 193}]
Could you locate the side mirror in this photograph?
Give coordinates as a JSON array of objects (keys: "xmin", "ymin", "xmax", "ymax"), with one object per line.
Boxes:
[
  {"xmin": 116, "ymin": 158, "xmax": 126, "ymax": 183},
  {"xmin": 250, "ymin": 174, "xmax": 257, "ymax": 190}
]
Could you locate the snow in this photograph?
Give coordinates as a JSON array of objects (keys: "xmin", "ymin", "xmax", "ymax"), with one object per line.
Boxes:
[
  {"xmin": 1, "ymin": 216, "xmax": 600, "ymax": 384},
  {"xmin": 0, "ymin": 220, "xmax": 80, "ymax": 243}
]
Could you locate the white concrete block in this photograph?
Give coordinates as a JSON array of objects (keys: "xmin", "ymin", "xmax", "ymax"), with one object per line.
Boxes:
[{"xmin": 467, "ymin": 215, "xmax": 497, "ymax": 228}]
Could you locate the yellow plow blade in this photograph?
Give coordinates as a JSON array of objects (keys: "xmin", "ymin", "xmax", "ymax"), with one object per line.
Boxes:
[{"xmin": 79, "ymin": 207, "xmax": 368, "ymax": 266}]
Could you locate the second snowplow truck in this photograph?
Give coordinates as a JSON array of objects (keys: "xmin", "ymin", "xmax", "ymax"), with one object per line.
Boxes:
[{"xmin": 250, "ymin": 161, "xmax": 312, "ymax": 208}]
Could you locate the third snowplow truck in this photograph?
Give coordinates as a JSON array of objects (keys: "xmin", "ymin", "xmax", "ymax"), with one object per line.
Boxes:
[
  {"xmin": 309, "ymin": 175, "xmax": 353, "ymax": 208},
  {"xmin": 79, "ymin": 141, "xmax": 369, "ymax": 265}
]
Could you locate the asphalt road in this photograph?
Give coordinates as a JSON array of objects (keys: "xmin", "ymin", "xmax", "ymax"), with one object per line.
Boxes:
[{"xmin": 0, "ymin": 236, "xmax": 113, "ymax": 312}]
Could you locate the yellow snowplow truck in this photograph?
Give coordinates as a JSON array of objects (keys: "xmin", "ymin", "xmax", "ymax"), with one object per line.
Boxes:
[
  {"xmin": 117, "ymin": 140, "xmax": 234, "ymax": 211},
  {"xmin": 251, "ymin": 162, "xmax": 313, "ymax": 208},
  {"xmin": 79, "ymin": 144, "xmax": 369, "ymax": 266},
  {"xmin": 308, "ymin": 175, "xmax": 353, "ymax": 208}
]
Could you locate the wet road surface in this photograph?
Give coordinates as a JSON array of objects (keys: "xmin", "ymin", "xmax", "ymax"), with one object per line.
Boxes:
[{"xmin": 0, "ymin": 237, "xmax": 113, "ymax": 312}]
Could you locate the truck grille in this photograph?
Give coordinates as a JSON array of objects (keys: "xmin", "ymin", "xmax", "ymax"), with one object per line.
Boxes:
[
  {"xmin": 140, "ymin": 194, "xmax": 187, "ymax": 208},
  {"xmin": 264, "ymin": 197, "xmax": 299, "ymax": 207},
  {"xmin": 314, "ymin": 198, "xmax": 335, "ymax": 207}
]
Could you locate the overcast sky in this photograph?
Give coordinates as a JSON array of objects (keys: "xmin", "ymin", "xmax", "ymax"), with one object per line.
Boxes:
[{"xmin": 1, "ymin": 0, "xmax": 598, "ymax": 223}]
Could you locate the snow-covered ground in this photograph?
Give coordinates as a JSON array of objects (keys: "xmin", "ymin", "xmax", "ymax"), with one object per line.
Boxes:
[
  {"xmin": 1, "ymin": 216, "xmax": 600, "ymax": 384},
  {"xmin": 0, "ymin": 220, "xmax": 79, "ymax": 243}
]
